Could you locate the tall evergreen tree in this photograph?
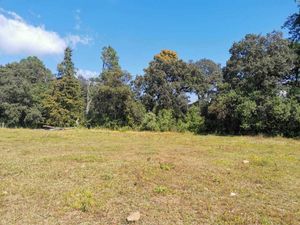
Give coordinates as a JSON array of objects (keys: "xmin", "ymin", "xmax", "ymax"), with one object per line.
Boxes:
[
  {"xmin": 101, "ymin": 46, "xmax": 120, "ymax": 71},
  {"xmin": 42, "ymin": 47, "xmax": 84, "ymax": 127}
]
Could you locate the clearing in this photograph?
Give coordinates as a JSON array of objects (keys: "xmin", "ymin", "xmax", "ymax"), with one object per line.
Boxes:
[{"xmin": 0, "ymin": 129, "xmax": 299, "ymax": 224}]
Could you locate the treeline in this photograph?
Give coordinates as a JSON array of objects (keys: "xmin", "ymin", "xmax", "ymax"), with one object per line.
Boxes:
[{"xmin": 0, "ymin": 8, "xmax": 299, "ymax": 137}]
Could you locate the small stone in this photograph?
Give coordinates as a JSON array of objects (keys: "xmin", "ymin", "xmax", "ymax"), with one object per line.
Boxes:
[
  {"xmin": 243, "ymin": 160, "xmax": 250, "ymax": 164},
  {"xmin": 230, "ymin": 192, "xmax": 237, "ymax": 197},
  {"xmin": 127, "ymin": 211, "xmax": 141, "ymax": 222}
]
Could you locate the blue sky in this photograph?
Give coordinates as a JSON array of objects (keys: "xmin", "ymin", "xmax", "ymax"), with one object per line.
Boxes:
[{"xmin": 0, "ymin": 0, "xmax": 298, "ymax": 78}]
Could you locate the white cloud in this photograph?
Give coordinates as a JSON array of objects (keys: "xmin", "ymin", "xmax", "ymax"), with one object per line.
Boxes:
[
  {"xmin": 77, "ymin": 69, "xmax": 98, "ymax": 79},
  {"xmin": 65, "ymin": 35, "xmax": 92, "ymax": 48},
  {"xmin": 0, "ymin": 9, "xmax": 92, "ymax": 56},
  {"xmin": 0, "ymin": 8, "xmax": 24, "ymax": 22}
]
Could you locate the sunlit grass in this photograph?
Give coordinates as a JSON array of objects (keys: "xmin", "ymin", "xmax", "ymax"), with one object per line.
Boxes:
[{"xmin": 0, "ymin": 128, "xmax": 299, "ymax": 224}]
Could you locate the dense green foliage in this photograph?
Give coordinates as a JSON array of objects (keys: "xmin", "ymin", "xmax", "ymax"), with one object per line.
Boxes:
[
  {"xmin": 0, "ymin": 57, "xmax": 52, "ymax": 127},
  {"xmin": 42, "ymin": 48, "xmax": 84, "ymax": 127},
  {"xmin": 134, "ymin": 50, "xmax": 191, "ymax": 118},
  {"xmin": 0, "ymin": 5, "xmax": 299, "ymax": 136},
  {"xmin": 206, "ymin": 32, "xmax": 299, "ymax": 136},
  {"xmin": 87, "ymin": 47, "xmax": 144, "ymax": 128}
]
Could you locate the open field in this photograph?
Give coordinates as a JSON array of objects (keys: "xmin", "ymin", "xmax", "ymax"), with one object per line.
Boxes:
[{"xmin": 0, "ymin": 129, "xmax": 299, "ymax": 224}]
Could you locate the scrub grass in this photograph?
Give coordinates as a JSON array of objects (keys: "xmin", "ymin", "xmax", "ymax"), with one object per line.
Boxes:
[{"xmin": 0, "ymin": 128, "xmax": 299, "ymax": 224}]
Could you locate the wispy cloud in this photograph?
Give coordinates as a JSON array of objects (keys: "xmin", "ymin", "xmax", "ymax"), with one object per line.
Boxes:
[
  {"xmin": 65, "ymin": 35, "xmax": 92, "ymax": 48},
  {"xmin": 28, "ymin": 10, "xmax": 41, "ymax": 19},
  {"xmin": 74, "ymin": 9, "xmax": 81, "ymax": 30},
  {"xmin": 0, "ymin": 8, "xmax": 24, "ymax": 22},
  {"xmin": 0, "ymin": 9, "xmax": 92, "ymax": 56},
  {"xmin": 77, "ymin": 69, "xmax": 98, "ymax": 79}
]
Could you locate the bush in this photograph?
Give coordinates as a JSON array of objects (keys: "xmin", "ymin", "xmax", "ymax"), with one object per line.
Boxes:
[
  {"xmin": 176, "ymin": 119, "xmax": 189, "ymax": 132},
  {"xmin": 157, "ymin": 109, "xmax": 176, "ymax": 132},
  {"xmin": 185, "ymin": 106, "xmax": 205, "ymax": 134},
  {"xmin": 126, "ymin": 100, "xmax": 146, "ymax": 128},
  {"xmin": 140, "ymin": 112, "xmax": 159, "ymax": 131}
]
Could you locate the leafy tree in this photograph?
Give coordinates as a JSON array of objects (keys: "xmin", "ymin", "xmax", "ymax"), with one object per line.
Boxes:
[
  {"xmin": 89, "ymin": 46, "xmax": 144, "ymax": 128},
  {"xmin": 208, "ymin": 32, "xmax": 297, "ymax": 135},
  {"xmin": 283, "ymin": 1, "xmax": 300, "ymax": 43},
  {"xmin": 207, "ymin": 89, "xmax": 242, "ymax": 133},
  {"xmin": 190, "ymin": 59, "xmax": 222, "ymax": 102},
  {"xmin": 224, "ymin": 32, "xmax": 295, "ymax": 95},
  {"xmin": 91, "ymin": 85, "xmax": 134, "ymax": 127},
  {"xmin": 42, "ymin": 47, "xmax": 84, "ymax": 127},
  {"xmin": 0, "ymin": 57, "xmax": 52, "ymax": 127},
  {"xmin": 134, "ymin": 50, "xmax": 191, "ymax": 118},
  {"xmin": 283, "ymin": 2, "xmax": 300, "ymax": 98}
]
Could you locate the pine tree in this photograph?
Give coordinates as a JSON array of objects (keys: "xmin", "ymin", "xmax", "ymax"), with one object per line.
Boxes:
[{"xmin": 42, "ymin": 47, "xmax": 84, "ymax": 127}]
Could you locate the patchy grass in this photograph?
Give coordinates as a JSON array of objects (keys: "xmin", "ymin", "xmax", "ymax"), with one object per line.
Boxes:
[
  {"xmin": 65, "ymin": 188, "xmax": 95, "ymax": 212},
  {"xmin": 159, "ymin": 162, "xmax": 175, "ymax": 171},
  {"xmin": 153, "ymin": 185, "xmax": 171, "ymax": 195},
  {"xmin": 0, "ymin": 128, "xmax": 299, "ymax": 224}
]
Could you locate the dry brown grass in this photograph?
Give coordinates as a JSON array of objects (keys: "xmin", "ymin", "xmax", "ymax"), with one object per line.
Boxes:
[{"xmin": 0, "ymin": 128, "xmax": 299, "ymax": 224}]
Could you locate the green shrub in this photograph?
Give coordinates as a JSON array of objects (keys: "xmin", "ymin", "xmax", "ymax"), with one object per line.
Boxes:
[
  {"xmin": 185, "ymin": 106, "xmax": 205, "ymax": 134},
  {"xmin": 141, "ymin": 112, "xmax": 159, "ymax": 131},
  {"xmin": 126, "ymin": 100, "xmax": 146, "ymax": 128},
  {"xmin": 176, "ymin": 119, "xmax": 189, "ymax": 132},
  {"xmin": 157, "ymin": 109, "xmax": 176, "ymax": 132}
]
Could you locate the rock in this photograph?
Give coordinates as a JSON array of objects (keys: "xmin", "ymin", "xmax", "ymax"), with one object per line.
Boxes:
[
  {"xmin": 127, "ymin": 211, "xmax": 141, "ymax": 222},
  {"xmin": 243, "ymin": 160, "xmax": 250, "ymax": 164},
  {"xmin": 230, "ymin": 192, "xmax": 237, "ymax": 197}
]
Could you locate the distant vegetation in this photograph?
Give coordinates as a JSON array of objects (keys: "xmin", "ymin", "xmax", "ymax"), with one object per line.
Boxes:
[{"xmin": 0, "ymin": 3, "xmax": 299, "ymax": 137}]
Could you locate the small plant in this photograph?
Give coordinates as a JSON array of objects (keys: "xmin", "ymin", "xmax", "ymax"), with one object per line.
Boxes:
[
  {"xmin": 65, "ymin": 189, "xmax": 95, "ymax": 212},
  {"xmin": 159, "ymin": 162, "xmax": 175, "ymax": 171},
  {"xmin": 102, "ymin": 173, "xmax": 114, "ymax": 180},
  {"xmin": 154, "ymin": 185, "xmax": 169, "ymax": 194},
  {"xmin": 250, "ymin": 155, "xmax": 271, "ymax": 167}
]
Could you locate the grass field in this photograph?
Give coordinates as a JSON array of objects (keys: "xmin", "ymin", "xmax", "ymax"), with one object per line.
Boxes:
[{"xmin": 0, "ymin": 129, "xmax": 299, "ymax": 225}]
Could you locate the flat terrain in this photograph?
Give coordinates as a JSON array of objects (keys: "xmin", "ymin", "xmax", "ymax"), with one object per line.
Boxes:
[{"xmin": 0, "ymin": 129, "xmax": 299, "ymax": 225}]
